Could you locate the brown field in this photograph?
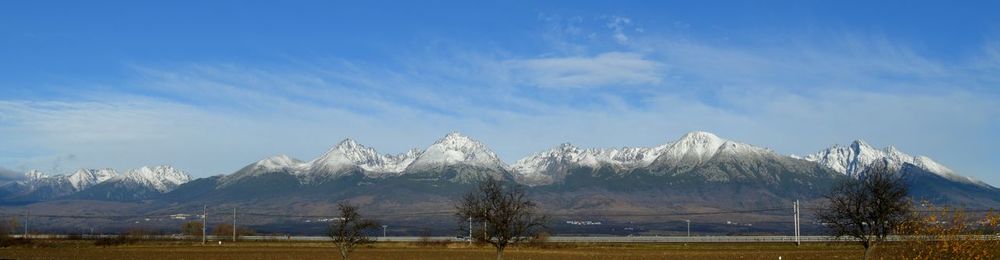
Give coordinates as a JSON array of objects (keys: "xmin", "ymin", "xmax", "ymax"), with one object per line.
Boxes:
[{"xmin": 1, "ymin": 240, "xmax": 873, "ymax": 259}]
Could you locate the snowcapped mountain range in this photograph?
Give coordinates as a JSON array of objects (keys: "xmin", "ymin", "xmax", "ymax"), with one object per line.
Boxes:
[
  {"xmin": 0, "ymin": 168, "xmax": 121, "ymax": 200},
  {"xmin": 213, "ymin": 130, "xmax": 985, "ymax": 188},
  {"xmin": 2, "ymin": 131, "xmax": 993, "ymax": 202},
  {"xmin": 513, "ymin": 131, "xmax": 779, "ymax": 186},
  {"xmin": 222, "ymin": 132, "xmax": 508, "ymax": 185},
  {"xmin": 218, "ymin": 137, "xmax": 425, "ymax": 186},
  {"xmin": 1, "ymin": 165, "xmax": 191, "ymax": 200},
  {"xmin": 22, "ymin": 168, "xmax": 118, "ymax": 192}
]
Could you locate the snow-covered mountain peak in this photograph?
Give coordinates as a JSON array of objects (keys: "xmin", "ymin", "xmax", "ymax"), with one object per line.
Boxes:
[
  {"xmin": 804, "ymin": 141, "xmax": 988, "ymax": 187},
  {"xmin": 116, "ymin": 165, "xmax": 192, "ymax": 192},
  {"xmin": 218, "ymin": 155, "xmax": 307, "ymax": 186},
  {"xmin": 313, "ymin": 140, "xmax": 379, "ymax": 166},
  {"xmin": 370, "ymin": 148, "xmax": 423, "ymax": 175},
  {"xmin": 430, "ymin": 132, "xmax": 491, "ymax": 153},
  {"xmin": 511, "ymin": 142, "xmax": 598, "ymax": 186},
  {"xmin": 553, "ymin": 142, "xmax": 584, "ymax": 153},
  {"xmin": 335, "ymin": 138, "xmax": 362, "ymax": 150},
  {"xmin": 679, "ymin": 131, "xmax": 723, "ymax": 143},
  {"xmin": 223, "ymin": 140, "xmax": 424, "ymax": 185},
  {"xmin": 258, "ymin": 154, "xmax": 302, "ymax": 169},
  {"xmin": 433, "ymin": 132, "xmax": 479, "ymax": 147},
  {"xmin": 659, "ymin": 131, "xmax": 732, "ymax": 162},
  {"xmin": 511, "ymin": 132, "xmax": 776, "ymax": 186},
  {"xmin": 806, "ymin": 141, "xmax": 896, "ymax": 178},
  {"xmin": 13, "ymin": 168, "xmax": 119, "ymax": 194},
  {"xmin": 297, "ymin": 139, "xmax": 425, "ymax": 180},
  {"xmin": 513, "ymin": 143, "xmax": 588, "ymax": 168},
  {"xmin": 645, "ymin": 131, "xmax": 775, "ymax": 168},
  {"xmin": 25, "ymin": 170, "xmax": 47, "ymax": 181},
  {"xmin": 408, "ymin": 132, "xmax": 506, "ymax": 171},
  {"xmin": 312, "ymin": 139, "xmax": 400, "ymax": 174},
  {"xmin": 67, "ymin": 168, "xmax": 118, "ymax": 190},
  {"xmin": 670, "ymin": 131, "xmax": 727, "ymax": 153},
  {"xmin": 849, "ymin": 139, "xmax": 872, "ymax": 148}
]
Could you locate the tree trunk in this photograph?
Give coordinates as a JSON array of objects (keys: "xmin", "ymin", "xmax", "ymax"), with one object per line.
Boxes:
[
  {"xmin": 340, "ymin": 244, "xmax": 350, "ymax": 260},
  {"xmin": 862, "ymin": 244, "xmax": 871, "ymax": 260},
  {"xmin": 496, "ymin": 247, "xmax": 504, "ymax": 260}
]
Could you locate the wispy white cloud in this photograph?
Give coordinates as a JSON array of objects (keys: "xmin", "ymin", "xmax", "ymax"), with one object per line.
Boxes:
[
  {"xmin": 639, "ymin": 34, "xmax": 964, "ymax": 95},
  {"xmin": 606, "ymin": 16, "xmax": 633, "ymax": 45},
  {"xmin": 507, "ymin": 52, "xmax": 663, "ymax": 88}
]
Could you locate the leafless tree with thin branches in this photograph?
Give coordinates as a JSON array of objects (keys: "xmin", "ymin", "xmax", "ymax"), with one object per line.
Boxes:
[
  {"xmin": 456, "ymin": 178, "xmax": 547, "ymax": 260},
  {"xmin": 328, "ymin": 202, "xmax": 379, "ymax": 260},
  {"xmin": 816, "ymin": 160, "xmax": 912, "ymax": 260}
]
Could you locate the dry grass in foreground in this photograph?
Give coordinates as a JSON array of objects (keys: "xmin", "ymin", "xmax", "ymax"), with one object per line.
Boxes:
[{"xmin": 1, "ymin": 240, "xmax": 873, "ymax": 260}]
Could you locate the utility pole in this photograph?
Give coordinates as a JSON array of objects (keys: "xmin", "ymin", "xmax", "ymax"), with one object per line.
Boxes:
[
  {"xmin": 793, "ymin": 200, "xmax": 800, "ymax": 246},
  {"xmin": 233, "ymin": 207, "xmax": 237, "ymax": 242},
  {"xmin": 792, "ymin": 200, "xmax": 797, "ymax": 245},
  {"xmin": 468, "ymin": 217, "xmax": 472, "ymax": 245},
  {"xmin": 797, "ymin": 200, "xmax": 801, "ymax": 246},
  {"xmin": 685, "ymin": 219, "xmax": 690, "ymax": 237},
  {"xmin": 24, "ymin": 209, "xmax": 29, "ymax": 239},
  {"xmin": 202, "ymin": 205, "xmax": 207, "ymax": 245}
]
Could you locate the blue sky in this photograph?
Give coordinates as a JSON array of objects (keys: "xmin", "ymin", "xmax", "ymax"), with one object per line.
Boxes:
[{"xmin": 1, "ymin": 1, "xmax": 998, "ymax": 184}]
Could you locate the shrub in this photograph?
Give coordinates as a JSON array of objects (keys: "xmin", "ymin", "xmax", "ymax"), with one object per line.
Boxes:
[
  {"xmin": 94, "ymin": 235, "xmax": 132, "ymax": 247},
  {"xmin": 527, "ymin": 231, "xmax": 551, "ymax": 248},
  {"xmin": 0, "ymin": 237, "xmax": 32, "ymax": 247},
  {"xmin": 895, "ymin": 206, "xmax": 1000, "ymax": 259}
]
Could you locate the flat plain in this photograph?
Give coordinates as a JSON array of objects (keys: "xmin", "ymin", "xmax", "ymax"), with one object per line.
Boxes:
[{"xmin": 0, "ymin": 240, "xmax": 878, "ymax": 260}]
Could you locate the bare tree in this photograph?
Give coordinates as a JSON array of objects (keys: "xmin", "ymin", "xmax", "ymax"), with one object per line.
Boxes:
[
  {"xmin": 328, "ymin": 202, "xmax": 379, "ymax": 260},
  {"xmin": 180, "ymin": 221, "xmax": 203, "ymax": 237},
  {"xmin": 211, "ymin": 223, "xmax": 254, "ymax": 237},
  {"xmin": 816, "ymin": 161, "xmax": 912, "ymax": 260},
  {"xmin": 0, "ymin": 217, "xmax": 14, "ymax": 241},
  {"xmin": 456, "ymin": 178, "xmax": 547, "ymax": 260}
]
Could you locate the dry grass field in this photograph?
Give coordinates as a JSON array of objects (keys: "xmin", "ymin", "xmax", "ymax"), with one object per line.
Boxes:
[{"xmin": 0, "ymin": 240, "xmax": 875, "ymax": 260}]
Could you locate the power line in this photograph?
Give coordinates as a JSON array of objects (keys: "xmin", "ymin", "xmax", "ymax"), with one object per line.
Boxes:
[
  {"xmin": 233, "ymin": 207, "xmax": 237, "ymax": 242},
  {"xmin": 2, "ymin": 207, "xmax": 993, "ymax": 222},
  {"xmin": 202, "ymin": 205, "xmax": 207, "ymax": 245},
  {"xmin": 545, "ymin": 208, "xmax": 789, "ymax": 217},
  {"xmin": 800, "ymin": 207, "xmax": 997, "ymax": 213}
]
